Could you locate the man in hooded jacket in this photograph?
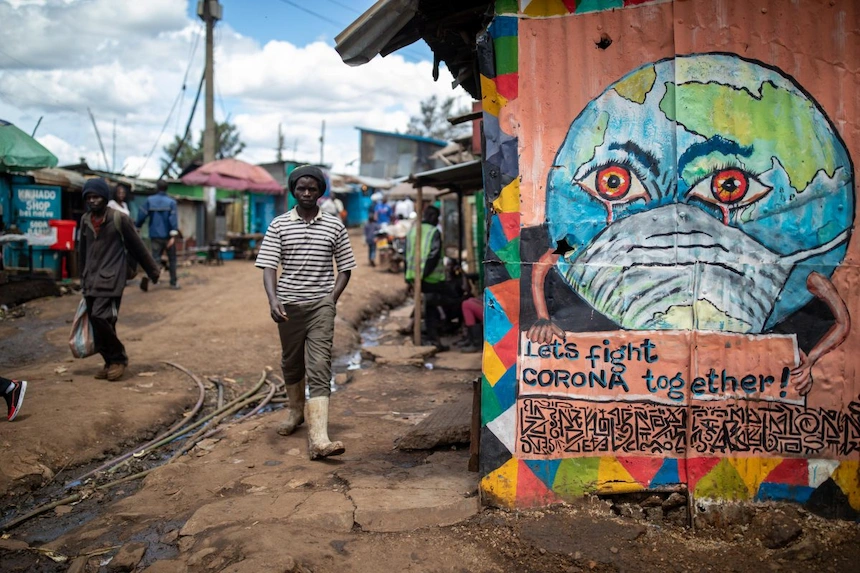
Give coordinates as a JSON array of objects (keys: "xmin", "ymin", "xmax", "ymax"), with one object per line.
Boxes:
[{"xmin": 78, "ymin": 178, "xmax": 161, "ymax": 381}]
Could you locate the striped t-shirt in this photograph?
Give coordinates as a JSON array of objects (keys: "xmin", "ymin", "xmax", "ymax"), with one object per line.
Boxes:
[{"xmin": 255, "ymin": 208, "xmax": 357, "ymax": 303}]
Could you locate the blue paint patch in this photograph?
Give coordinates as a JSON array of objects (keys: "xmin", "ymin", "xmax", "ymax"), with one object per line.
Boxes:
[
  {"xmin": 488, "ymin": 16, "xmax": 517, "ymax": 38},
  {"xmin": 488, "ymin": 215, "xmax": 509, "ymax": 253},
  {"xmin": 525, "ymin": 459, "xmax": 563, "ymax": 489},
  {"xmin": 650, "ymin": 459, "xmax": 681, "ymax": 487},
  {"xmin": 492, "ymin": 366, "xmax": 518, "ymax": 412},
  {"xmin": 485, "ymin": 290, "xmax": 513, "ymax": 345},
  {"xmin": 756, "ymin": 482, "xmax": 814, "ymax": 504}
]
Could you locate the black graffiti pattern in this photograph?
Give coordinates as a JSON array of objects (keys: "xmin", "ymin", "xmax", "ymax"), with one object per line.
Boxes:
[{"xmin": 518, "ymin": 398, "xmax": 860, "ymax": 457}]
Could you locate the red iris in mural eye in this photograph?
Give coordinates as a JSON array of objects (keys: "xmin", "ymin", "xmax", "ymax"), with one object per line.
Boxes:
[
  {"xmin": 596, "ymin": 165, "xmax": 631, "ymax": 200},
  {"xmin": 711, "ymin": 169, "xmax": 748, "ymax": 204}
]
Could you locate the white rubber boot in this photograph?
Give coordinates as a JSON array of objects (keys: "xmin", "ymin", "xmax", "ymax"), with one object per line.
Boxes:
[
  {"xmin": 305, "ymin": 396, "xmax": 345, "ymax": 460},
  {"xmin": 276, "ymin": 380, "xmax": 305, "ymax": 436}
]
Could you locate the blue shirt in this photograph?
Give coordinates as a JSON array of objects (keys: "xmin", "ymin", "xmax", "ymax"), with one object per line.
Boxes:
[
  {"xmin": 374, "ymin": 202, "xmax": 393, "ymax": 224},
  {"xmin": 136, "ymin": 191, "xmax": 178, "ymax": 239}
]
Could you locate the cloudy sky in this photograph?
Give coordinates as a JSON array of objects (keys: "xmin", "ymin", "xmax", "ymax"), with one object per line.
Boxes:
[{"xmin": 0, "ymin": 0, "xmax": 471, "ymax": 178}]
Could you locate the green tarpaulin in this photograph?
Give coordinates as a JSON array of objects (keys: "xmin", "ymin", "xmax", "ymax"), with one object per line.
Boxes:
[{"xmin": 0, "ymin": 119, "xmax": 58, "ymax": 172}]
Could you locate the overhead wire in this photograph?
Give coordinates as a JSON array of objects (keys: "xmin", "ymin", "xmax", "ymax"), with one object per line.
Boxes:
[{"xmin": 139, "ymin": 23, "xmax": 203, "ymax": 177}]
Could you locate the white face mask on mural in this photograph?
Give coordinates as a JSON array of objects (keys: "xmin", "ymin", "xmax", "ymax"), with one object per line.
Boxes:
[{"xmin": 559, "ymin": 204, "xmax": 850, "ymax": 333}]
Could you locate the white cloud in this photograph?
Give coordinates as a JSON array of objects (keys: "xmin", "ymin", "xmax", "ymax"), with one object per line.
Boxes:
[{"xmin": 0, "ymin": 1, "xmax": 472, "ymax": 179}]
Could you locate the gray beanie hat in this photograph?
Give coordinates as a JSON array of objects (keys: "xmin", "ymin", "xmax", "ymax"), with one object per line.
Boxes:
[
  {"xmin": 82, "ymin": 178, "xmax": 110, "ymax": 201},
  {"xmin": 288, "ymin": 165, "xmax": 327, "ymax": 194}
]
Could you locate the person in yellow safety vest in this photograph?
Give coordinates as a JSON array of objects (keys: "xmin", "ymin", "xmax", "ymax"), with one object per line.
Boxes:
[{"xmin": 405, "ymin": 205, "xmax": 447, "ymax": 349}]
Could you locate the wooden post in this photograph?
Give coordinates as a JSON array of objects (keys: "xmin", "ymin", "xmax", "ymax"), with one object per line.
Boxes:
[{"xmin": 413, "ymin": 185, "xmax": 424, "ymax": 346}]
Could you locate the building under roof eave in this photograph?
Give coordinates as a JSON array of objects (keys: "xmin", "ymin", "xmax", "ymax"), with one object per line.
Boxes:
[
  {"xmin": 28, "ymin": 167, "xmax": 87, "ymax": 191},
  {"xmin": 335, "ymin": 0, "xmax": 493, "ymax": 98},
  {"xmin": 343, "ymin": 174, "xmax": 395, "ymax": 190},
  {"xmin": 407, "ymin": 159, "xmax": 483, "ymax": 194}
]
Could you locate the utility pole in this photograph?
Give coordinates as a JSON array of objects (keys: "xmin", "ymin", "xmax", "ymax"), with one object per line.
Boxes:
[
  {"xmin": 319, "ymin": 120, "xmax": 325, "ymax": 165},
  {"xmin": 112, "ymin": 119, "xmax": 116, "ymax": 172},
  {"xmin": 276, "ymin": 123, "xmax": 285, "ymax": 162},
  {"xmin": 198, "ymin": 0, "xmax": 222, "ymax": 245}
]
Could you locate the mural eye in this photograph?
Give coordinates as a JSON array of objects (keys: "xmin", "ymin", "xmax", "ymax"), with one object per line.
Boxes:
[
  {"xmin": 711, "ymin": 169, "xmax": 748, "ymax": 204},
  {"xmin": 596, "ymin": 165, "xmax": 631, "ymax": 200},
  {"xmin": 688, "ymin": 167, "xmax": 771, "ymax": 212},
  {"xmin": 577, "ymin": 163, "xmax": 649, "ymax": 206}
]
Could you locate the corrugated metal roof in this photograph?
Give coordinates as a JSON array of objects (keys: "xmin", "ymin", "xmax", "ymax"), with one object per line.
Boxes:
[
  {"xmin": 335, "ymin": 0, "xmax": 418, "ymax": 66},
  {"xmin": 357, "ymin": 127, "xmax": 448, "ymax": 147}
]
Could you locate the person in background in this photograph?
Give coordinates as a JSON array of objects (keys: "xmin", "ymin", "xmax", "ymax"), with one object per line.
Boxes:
[
  {"xmin": 458, "ymin": 274, "xmax": 483, "ymax": 353},
  {"xmin": 136, "ymin": 180, "xmax": 180, "ymax": 291},
  {"xmin": 108, "ymin": 182, "xmax": 131, "ymax": 216},
  {"xmin": 1, "ymin": 377, "xmax": 26, "ymax": 421},
  {"xmin": 363, "ymin": 212, "xmax": 379, "ymax": 267},
  {"xmin": 405, "ymin": 205, "xmax": 447, "ymax": 349},
  {"xmin": 394, "ymin": 196, "xmax": 414, "ymax": 220},
  {"xmin": 373, "ymin": 195, "xmax": 393, "ymax": 225},
  {"xmin": 79, "ymin": 178, "xmax": 161, "ymax": 381}
]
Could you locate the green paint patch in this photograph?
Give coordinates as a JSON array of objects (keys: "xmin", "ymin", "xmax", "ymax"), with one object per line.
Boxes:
[
  {"xmin": 481, "ymin": 375, "xmax": 504, "ymax": 425},
  {"xmin": 613, "ymin": 65, "xmax": 656, "ymax": 104},
  {"xmin": 576, "ymin": 0, "xmax": 624, "ymax": 13},
  {"xmin": 495, "ymin": 235, "xmax": 520, "ymax": 263},
  {"xmin": 661, "ymin": 80, "xmax": 836, "ymax": 191},
  {"xmin": 694, "ymin": 459, "xmax": 750, "ymax": 501},
  {"xmin": 495, "ymin": 0, "xmax": 518, "ymax": 14},
  {"xmin": 552, "ymin": 457, "xmax": 601, "ymax": 497},
  {"xmin": 493, "ymin": 36, "xmax": 518, "ymax": 76}
]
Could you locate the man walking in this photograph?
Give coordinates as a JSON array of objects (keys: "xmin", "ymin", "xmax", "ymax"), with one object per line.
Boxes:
[
  {"xmin": 136, "ymin": 180, "xmax": 180, "ymax": 291},
  {"xmin": 256, "ymin": 165, "xmax": 356, "ymax": 460},
  {"xmin": 79, "ymin": 178, "xmax": 161, "ymax": 381},
  {"xmin": 405, "ymin": 205, "xmax": 447, "ymax": 348}
]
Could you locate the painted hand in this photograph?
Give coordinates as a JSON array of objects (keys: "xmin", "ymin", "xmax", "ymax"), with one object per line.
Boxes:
[
  {"xmin": 791, "ymin": 350, "xmax": 814, "ymax": 396},
  {"xmin": 526, "ymin": 318, "xmax": 565, "ymax": 344},
  {"xmin": 270, "ymin": 301, "xmax": 288, "ymax": 323}
]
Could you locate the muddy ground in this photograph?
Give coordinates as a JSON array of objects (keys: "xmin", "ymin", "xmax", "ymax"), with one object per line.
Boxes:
[{"xmin": 1, "ymin": 231, "xmax": 858, "ymax": 573}]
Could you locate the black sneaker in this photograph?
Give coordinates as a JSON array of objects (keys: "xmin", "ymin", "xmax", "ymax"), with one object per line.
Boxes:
[{"xmin": 5, "ymin": 380, "xmax": 27, "ymax": 421}]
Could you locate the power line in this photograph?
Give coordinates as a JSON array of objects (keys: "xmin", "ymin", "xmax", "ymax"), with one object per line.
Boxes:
[
  {"xmin": 159, "ymin": 69, "xmax": 206, "ymax": 180},
  {"xmin": 322, "ymin": 0, "xmax": 362, "ymax": 14},
  {"xmin": 275, "ymin": 0, "xmax": 348, "ymax": 28}
]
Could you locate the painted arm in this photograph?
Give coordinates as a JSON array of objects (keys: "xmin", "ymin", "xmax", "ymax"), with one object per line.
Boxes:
[
  {"xmin": 526, "ymin": 248, "xmax": 565, "ymax": 343},
  {"xmin": 792, "ymin": 271, "xmax": 851, "ymax": 395}
]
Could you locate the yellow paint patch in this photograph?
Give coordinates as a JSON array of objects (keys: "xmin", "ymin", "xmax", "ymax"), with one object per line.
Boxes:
[
  {"xmin": 480, "ymin": 458, "xmax": 519, "ymax": 508},
  {"xmin": 522, "ymin": 0, "xmax": 569, "ymax": 16},
  {"xmin": 483, "ymin": 343, "xmax": 507, "ymax": 386},
  {"xmin": 492, "ymin": 178, "xmax": 520, "ymax": 213},
  {"xmin": 830, "ymin": 461, "xmax": 860, "ymax": 510},
  {"xmin": 480, "ymin": 75, "xmax": 508, "ymax": 117},
  {"xmin": 728, "ymin": 457, "xmax": 783, "ymax": 498},
  {"xmin": 597, "ymin": 457, "xmax": 644, "ymax": 494},
  {"xmin": 695, "ymin": 459, "xmax": 749, "ymax": 501}
]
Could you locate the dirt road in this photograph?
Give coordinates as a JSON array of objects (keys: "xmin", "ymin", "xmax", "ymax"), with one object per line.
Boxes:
[{"xmin": 1, "ymin": 231, "xmax": 859, "ymax": 573}]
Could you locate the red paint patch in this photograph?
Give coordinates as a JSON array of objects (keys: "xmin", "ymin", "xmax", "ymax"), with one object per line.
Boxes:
[
  {"xmin": 616, "ymin": 457, "xmax": 665, "ymax": 487},
  {"xmin": 495, "ymin": 73, "xmax": 518, "ymax": 100},
  {"xmin": 562, "ymin": 0, "xmax": 577, "ymax": 12},
  {"xmin": 516, "ymin": 460, "xmax": 560, "ymax": 508},
  {"xmin": 498, "ymin": 212, "xmax": 520, "ymax": 241},
  {"xmin": 686, "ymin": 458, "xmax": 721, "ymax": 490},
  {"xmin": 488, "ymin": 279, "xmax": 520, "ymax": 323},
  {"xmin": 493, "ymin": 327, "xmax": 519, "ymax": 369},
  {"xmin": 624, "ymin": 0, "xmax": 657, "ymax": 5},
  {"xmin": 763, "ymin": 459, "xmax": 808, "ymax": 486}
]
